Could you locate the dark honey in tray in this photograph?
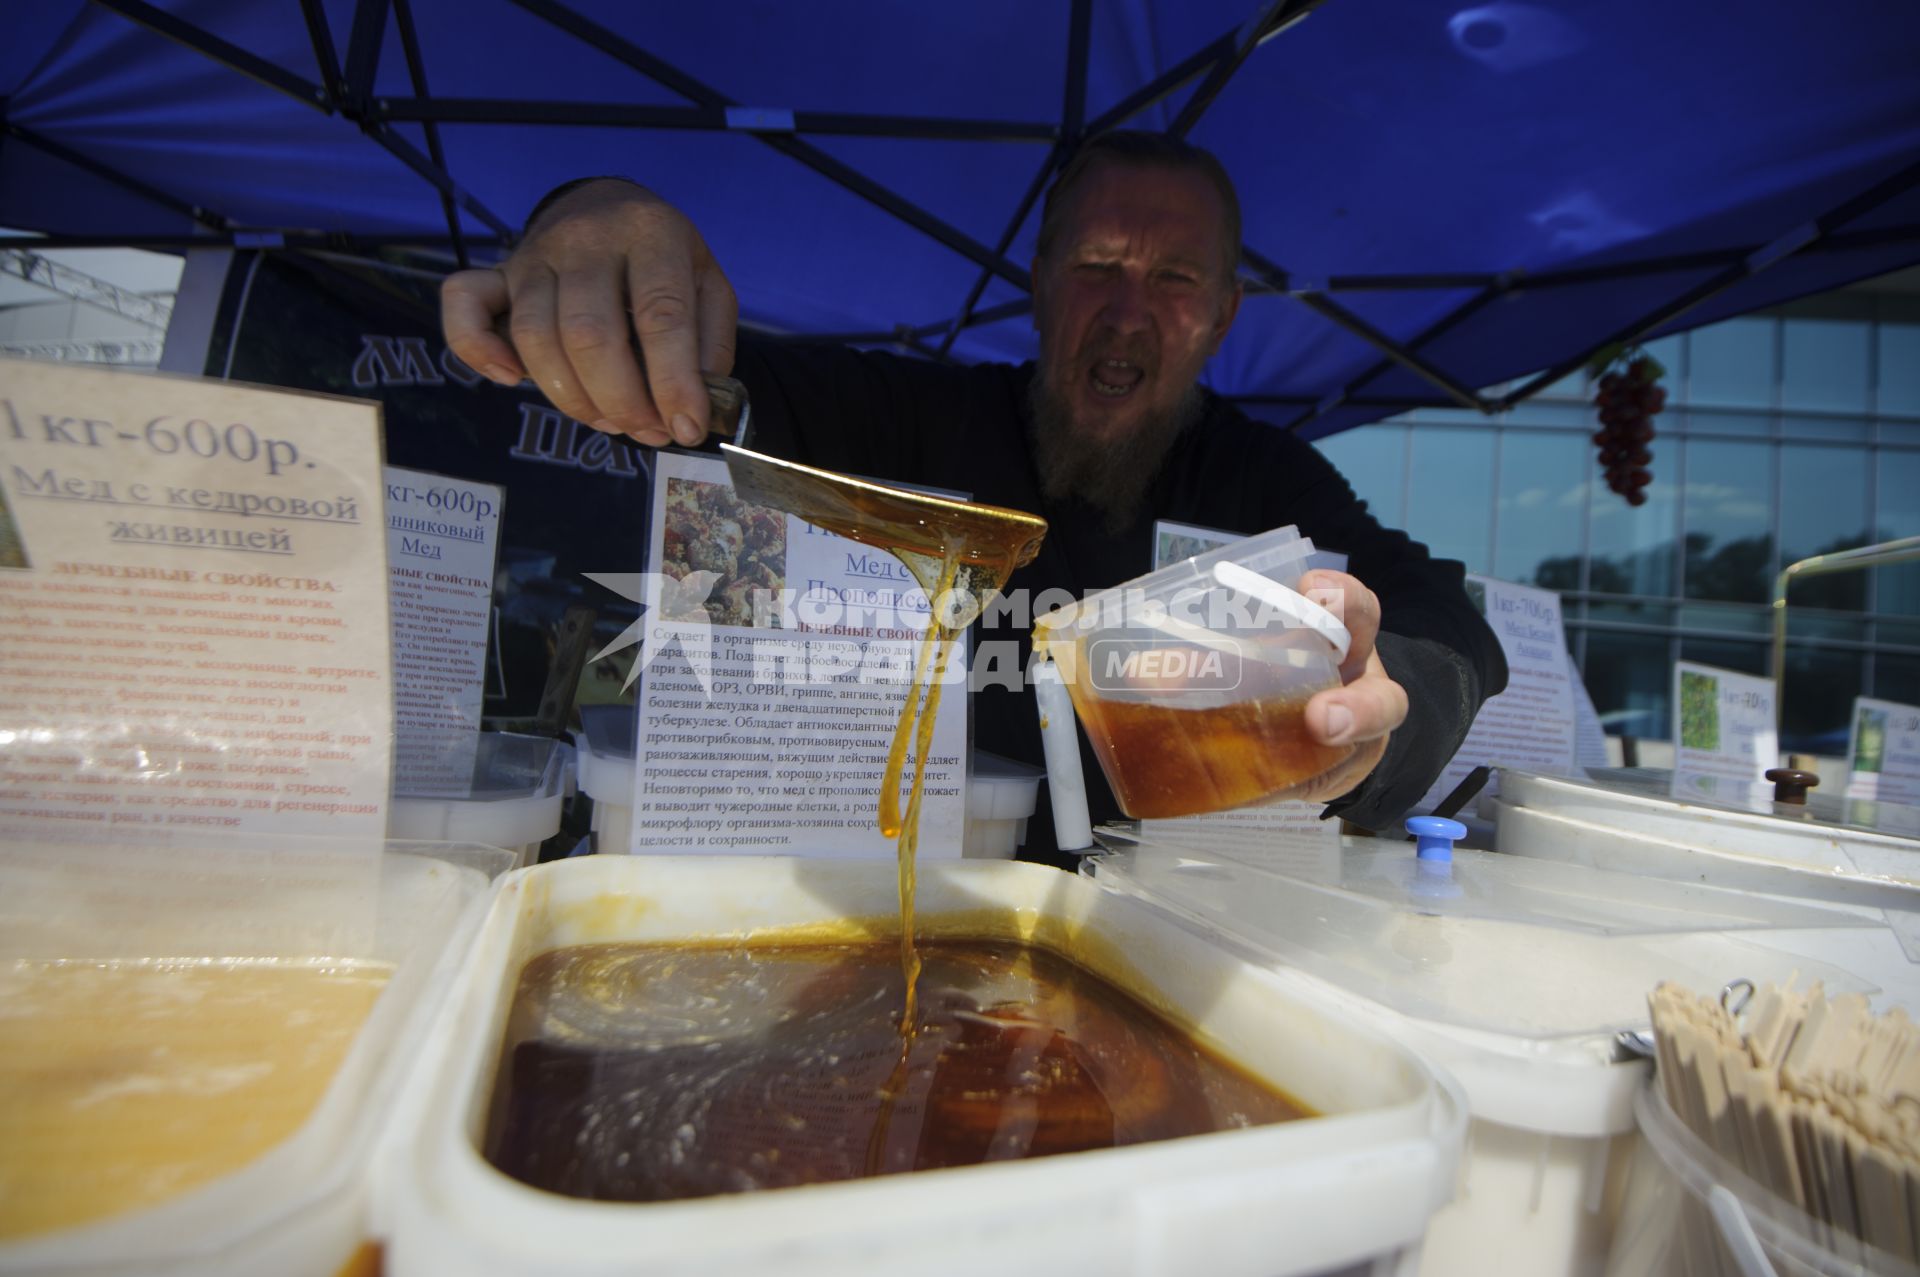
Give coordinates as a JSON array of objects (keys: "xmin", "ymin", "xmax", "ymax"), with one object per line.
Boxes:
[{"xmin": 484, "ymin": 938, "xmax": 1310, "ymax": 1202}]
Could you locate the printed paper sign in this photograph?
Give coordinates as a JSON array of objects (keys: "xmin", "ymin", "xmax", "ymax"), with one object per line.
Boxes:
[
  {"xmin": 384, "ymin": 466, "xmax": 504, "ymax": 796},
  {"xmin": 1844, "ymin": 696, "xmax": 1920, "ymax": 806},
  {"xmin": 623, "ymin": 451, "xmax": 967, "ymax": 856},
  {"xmin": 0, "ymin": 359, "xmax": 393, "ymax": 838},
  {"xmin": 1670, "ymin": 661, "xmax": 1778, "ymax": 796},
  {"xmin": 1142, "ymin": 520, "xmax": 1342, "ymax": 844},
  {"xmin": 1570, "ymin": 654, "xmax": 1613, "ymax": 772},
  {"xmin": 1420, "ymin": 575, "xmax": 1577, "ymax": 812}
]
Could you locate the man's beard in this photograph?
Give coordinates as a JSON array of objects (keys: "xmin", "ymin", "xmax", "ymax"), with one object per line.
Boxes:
[{"xmin": 1027, "ymin": 374, "xmax": 1203, "ymax": 533}]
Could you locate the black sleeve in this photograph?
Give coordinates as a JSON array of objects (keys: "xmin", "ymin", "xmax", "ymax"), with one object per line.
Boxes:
[{"xmin": 727, "ymin": 337, "xmax": 944, "ymax": 482}]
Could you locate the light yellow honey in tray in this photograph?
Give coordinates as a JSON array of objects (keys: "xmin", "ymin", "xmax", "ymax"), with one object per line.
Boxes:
[{"xmin": 0, "ymin": 958, "xmax": 391, "ymax": 1239}]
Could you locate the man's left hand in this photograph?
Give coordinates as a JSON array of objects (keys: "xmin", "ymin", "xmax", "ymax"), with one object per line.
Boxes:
[{"xmin": 1295, "ymin": 569, "xmax": 1408, "ymax": 803}]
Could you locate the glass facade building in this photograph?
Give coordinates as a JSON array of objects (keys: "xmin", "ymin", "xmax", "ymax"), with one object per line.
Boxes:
[{"xmin": 1316, "ymin": 288, "xmax": 1920, "ymax": 754}]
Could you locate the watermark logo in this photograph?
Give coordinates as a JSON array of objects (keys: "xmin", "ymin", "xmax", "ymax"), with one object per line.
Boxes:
[
  {"xmin": 583, "ymin": 571, "xmax": 720, "ymax": 694},
  {"xmin": 573, "ymin": 574, "xmax": 1344, "ymax": 699},
  {"xmin": 1087, "ymin": 637, "xmax": 1243, "ymax": 693}
]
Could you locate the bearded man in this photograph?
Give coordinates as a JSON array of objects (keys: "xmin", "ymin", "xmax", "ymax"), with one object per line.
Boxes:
[{"xmin": 443, "ymin": 131, "xmax": 1506, "ymax": 857}]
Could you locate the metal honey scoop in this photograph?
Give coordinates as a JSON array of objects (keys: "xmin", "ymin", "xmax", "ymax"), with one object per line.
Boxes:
[
  {"xmin": 487, "ymin": 307, "xmax": 1044, "ymax": 621},
  {"xmin": 702, "ymin": 375, "xmax": 1048, "ymax": 628}
]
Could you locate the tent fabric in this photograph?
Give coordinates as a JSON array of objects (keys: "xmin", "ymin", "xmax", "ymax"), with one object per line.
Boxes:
[{"xmin": 3, "ymin": 0, "xmax": 1918, "ymax": 440}]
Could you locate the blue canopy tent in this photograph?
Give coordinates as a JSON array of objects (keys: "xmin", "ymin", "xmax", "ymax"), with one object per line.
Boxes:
[{"xmin": 3, "ymin": 0, "xmax": 1918, "ymax": 440}]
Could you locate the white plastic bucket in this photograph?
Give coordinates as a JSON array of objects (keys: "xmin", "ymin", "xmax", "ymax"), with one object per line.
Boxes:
[
  {"xmin": 390, "ymin": 732, "xmax": 570, "ymax": 869},
  {"xmin": 1608, "ymin": 1082, "xmax": 1920, "ymax": 1277}
]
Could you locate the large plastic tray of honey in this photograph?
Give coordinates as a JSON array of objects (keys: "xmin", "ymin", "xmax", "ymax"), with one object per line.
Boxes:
[{"xmin": 383, "ymin": 855, "xmax": 1466, "ymax": 1277}]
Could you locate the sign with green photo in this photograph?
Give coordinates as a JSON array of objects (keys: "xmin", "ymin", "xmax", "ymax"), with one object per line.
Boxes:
[
  {"xmin": 1670, "ymin": 662, "xmax": 1777, "ymax": 793},
  {"xmin": 1844, "ymin": 697, "xmax": 1920, "ymax": 805}
]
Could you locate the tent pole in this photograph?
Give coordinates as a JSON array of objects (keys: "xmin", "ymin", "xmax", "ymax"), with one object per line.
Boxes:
[
  {"xmin": 343, "ymin": 0, "xmax": 389, "ymax": 111},
  {"xmin": 1062, "ymin": 0, "xmax": 1092, "ymax": 142},
  {"xmin": 391, "ymin": 0, "xmax": 472, "ymax": 269},
  {"xmin": 508, "ymin": 0, "xmax": 1030, "ymax": 290},
  {"xmin": 1281, "ymin": 281, "xmax": 1514, "ymax": 432},
  {"xmin": 1, "ymin": 119, "xmax": 228, "ymax": 233},
  {"xmin": 1168, "ymin": 0, "xmax": 1327, "ymax": 141},
  {"xmin": 377, "ymin": 99, "xmax": 1054, "ymax": 141},
  {"xmin": 936, "ymin": 150, "xmax": 1058, "ymax": 357},
  {"xmin": 365, "ymin": 129, "xmax": 515, "ymax": 239},
  {"xmin": 1498, "ymin": 156, "xmax": 1920, "ymax": 409},
  {"xmin": 297, "ymin": 0, "xmax": 347, "ymax": 108},
  {"xmin": 1084, "ymin": 37, "xmax": 1233, "ymax": 136},
  {"xmin": 936, "ymin": 0, "xmax": 1087, "ymax": 357},
  {"xmin": 92, "ymin": 0, "xmax": 331, "ymax": 112},
  {"xmin": 1241, "ymin": 247, "xmax": 1494, "ymax": 413}
]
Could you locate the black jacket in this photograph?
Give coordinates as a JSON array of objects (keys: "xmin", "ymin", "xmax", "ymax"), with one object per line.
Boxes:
[{"xmin": 730, "ymin": 338, "xmax": 1508, "ymax": 856}]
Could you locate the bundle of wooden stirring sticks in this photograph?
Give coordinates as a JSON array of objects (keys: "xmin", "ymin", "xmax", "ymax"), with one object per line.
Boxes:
[{"xmin": 1649, "ymin": 981, "xmax": 1920, "ymax": 1268}]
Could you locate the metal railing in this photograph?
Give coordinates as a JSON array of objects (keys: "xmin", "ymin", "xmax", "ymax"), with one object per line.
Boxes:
[{"xmin": 1771, "ymin": 535, "xmax": 1920, "ymax": 730}]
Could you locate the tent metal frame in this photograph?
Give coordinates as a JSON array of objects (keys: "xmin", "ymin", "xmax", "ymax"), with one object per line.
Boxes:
[{"xmin": 3, "ymin": 0, "xmax": 1916, "ymax": 435}]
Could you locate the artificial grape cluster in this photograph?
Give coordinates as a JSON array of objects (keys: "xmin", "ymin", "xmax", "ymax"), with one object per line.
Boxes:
[{"xmin": 1590, "ymin": 350, "xmax": 1665, "ymax": 507}]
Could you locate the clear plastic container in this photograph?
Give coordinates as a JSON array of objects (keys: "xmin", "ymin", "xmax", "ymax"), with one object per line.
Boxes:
[
  {"xmin": 964, "ymin": 749, "xmax": 1044, "ymax": 858},
  {"xmin": 571, "ymin": 704, "xmax": 636, "ymax": 853},
  {"xmin": 1032, "ymin": 526, "xmax": 1353, "ymax": 820},
  {"xmin": 1086, "ymin": 824, "xmax": 1884, "ymax": 1277},
  {"xmin": 1608, "ymin": 1082, "xmax": 1920, "ymax": 1277},
  {"xmin": 383, "ymin": 855, "xmax": 1468, "ymax": 1277},
  {"xmin": 1491, "ymin": 768, "xmax": 1920, "ymax": 965},
  {"xmin": 0, "ymin": 837, "xmax": 502, "ymax": 1277},
  {"xmin": 575, "ymin": 705, "xmax": 1037, "ymax": 859},
  {"xmin": 389, "ymin": 731, "xmax": 570, "ymax": 869}
]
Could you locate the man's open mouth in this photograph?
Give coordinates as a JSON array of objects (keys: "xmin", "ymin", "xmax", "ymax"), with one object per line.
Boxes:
[{"xmin": 1089, "ymin": 358, "xmax": 1145, "ymax": 398}]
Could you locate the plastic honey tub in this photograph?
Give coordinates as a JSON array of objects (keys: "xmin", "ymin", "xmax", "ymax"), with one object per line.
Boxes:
[
  {"xmin": 1085, "ymin": 824, "xmax": 1886, "ymax": 1277},
  {"xmin": 0, "ymin": 838, "xmax": 501, "ymax": 1277},
  {"xmin": 383, "ymin": 855, "xmax": 1467, "ymax": 1277}
]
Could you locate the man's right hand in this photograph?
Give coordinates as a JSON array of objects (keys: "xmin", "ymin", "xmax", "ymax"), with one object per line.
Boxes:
[{"xmin": 441, "ymin": 179, "xmax": 738, "ymax": 448}]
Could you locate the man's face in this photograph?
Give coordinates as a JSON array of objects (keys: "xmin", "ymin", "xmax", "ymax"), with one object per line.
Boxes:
[{"xmin": 1031, "ymin": 161, "xmax": 1243, "ymax": 447}]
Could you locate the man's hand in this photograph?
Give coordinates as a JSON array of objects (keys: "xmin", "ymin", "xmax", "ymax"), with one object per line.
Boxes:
[
  {"xmin": 441, "ymin": 179, "xmax": 737, "ymax": 448},
  {"xmin": 1295, "ymin": 569, "xmax": 1409, "ymax": 803}
]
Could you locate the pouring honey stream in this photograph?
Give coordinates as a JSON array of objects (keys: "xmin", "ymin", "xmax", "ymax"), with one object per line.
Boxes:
[{"xmin": 720, "ymin": 441, "xmax": 1046, "ymax": 1036}]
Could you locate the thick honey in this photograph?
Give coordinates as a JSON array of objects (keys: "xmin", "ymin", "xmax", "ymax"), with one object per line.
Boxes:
[
  {"xmin": 0, "ymin": 959, "xmax": 390, "ymax": 1238},
  {"xmin": 1077, "ymin": 695, "xmax": 1353, "ymax": 819},
  {"xmin": 483, "ymin": 939, "xmax": 1309, "ymax": 1202}
]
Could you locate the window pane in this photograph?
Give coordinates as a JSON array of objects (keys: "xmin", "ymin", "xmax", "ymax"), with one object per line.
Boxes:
[
  {"xmin": 1681, "ymin": 409, "xmax": 1771, "ymax": 438},
  {"xmin": 1678, "ymin": 602, "xmax": 1769, "ymax": 636},
  {"xmin": 1877, "ymin": 322, "xmax": 1920, "ymax": 417},
  {"xmin": 1589, "ymin": 599, "xmax": 1675, "ymax": 625},
  {"xmin": 1494, "ymin": 432, "xmax": 1588, "ymax": 590},
  {"xmin": 1581, "ymin": 630, "xmax": 1672, "ymax": 740},
  {"xmin": 1873, "ymin": 450, "xmax": 1920, "ymax": 615},
  {"xmin": 1787, "ymin": 609, "xmax": 1864, "ymax": 641},
  {"xmin": 1780, "ymin": 645, "xmax": 1864, "ymax": 756},
  {"xmin": 1405, "ymin": 427, "xmax": 1494, "ymax": 573},
  {"xmin": 1781, "ymin": 318, "xmax": 1869, "ymax": 413},
  {"xmin": 1683, "ymin": 439, "xmax": 1772, "ymax": 603},
  {"xmin": 1688, "ymin": 317, "xmax": 1775, "ymax": 409},
  {"xmin": 1681, "ymin": 637, "xmax": 1767, "ymax": 676},
  {"xmin": 1778, "ymin": 414, "xmax": 1868, "ymax": 442},
  {"xmin": 1778, "ymin": 444, "xmax": 1870, "ymax": 612},
  {"xmin": 1874, "ymin": 653, "xmax": 1920, "ymax": 708},
  {"xmin": 1504, "ymin": 401, "xmax": 1590, "ymax": 429},
  {"xmin": 1316, "ymin": 423, "xmax": 1408, "ymax": 530},
  {"xmin": 1880, "ymin": 619, "xmax": 1920, "ymax": 648}
]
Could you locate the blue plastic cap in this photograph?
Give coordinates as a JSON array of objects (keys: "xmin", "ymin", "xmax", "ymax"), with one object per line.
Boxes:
[{"xmin": 1406, "ymin": 815, "xmax": 1467, "ymax": 863}]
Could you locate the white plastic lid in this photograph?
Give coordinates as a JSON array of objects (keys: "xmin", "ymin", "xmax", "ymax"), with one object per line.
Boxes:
[
  {"xmin": 1087, "ymin": 826, "xmax": 1875, "ymax": 1044},
  {"xmin": 1505, "ymin": 766, "xmax": 1920, "ymax": 846}
]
